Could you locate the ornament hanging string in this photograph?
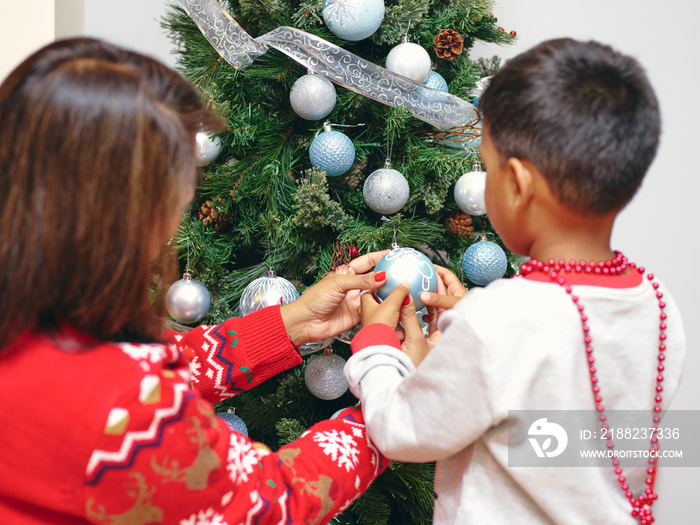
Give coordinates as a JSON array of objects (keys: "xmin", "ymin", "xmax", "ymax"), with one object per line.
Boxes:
[{"xmin": 175, "ymin": 0, "xmax": 475, "ymax": 130}]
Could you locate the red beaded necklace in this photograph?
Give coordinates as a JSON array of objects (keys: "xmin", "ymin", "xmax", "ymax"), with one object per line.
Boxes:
[{"xmin": 518, "ymin": 251, "xmax": 666, "ymax": 525}]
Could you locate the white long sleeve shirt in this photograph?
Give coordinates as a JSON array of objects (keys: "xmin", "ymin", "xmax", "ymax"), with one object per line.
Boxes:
[{"xmin": 345, "ymin": 271, "xmax": 686, "ymax": 524}]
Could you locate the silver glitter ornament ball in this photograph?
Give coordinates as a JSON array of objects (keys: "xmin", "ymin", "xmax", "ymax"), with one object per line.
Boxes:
[
  {"xmin": 374, "ymin": 247, "xmax": 438, "ymax": 311},
  {"xmin": 240, "ymin": 272, "xmax": 300, "ymax": 317},
  {"xmin": 386, "ymin": 40, "xmax": 432, "ymax": 83},
  {"xmin": 322, "ymin": 0, "xmax": 385, "ymax": 41},
  {"xmin": 309, "ymin": 127, "xmax": 356, "ymax": 177},
  {"xmin": 461, "ymin": 240, "xmax": 507, "ymax": 286},
  {"xmin": 290, "ymin": 73, "xmax": 337, "ymax": 121},
  {"xmin": 454, "ymin": 170, "xmax": 487, "ymax": 215},
  {"xmin": 305, "ymin": 352, "xmax": 349, "ymax": 400},
  {"xmin": 166, "ymin": 274, "xmax": 211, "ymax": 324},
  {"xmin": 195, "ymin": 132, "xmax": 222, "ymax": 167},
  {"xmin": 363, "ymin": 165, "xmax": 410, "ymax": 214}
]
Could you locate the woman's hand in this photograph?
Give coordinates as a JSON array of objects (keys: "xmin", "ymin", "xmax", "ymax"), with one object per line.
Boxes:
[{"xmin": 279, "ymin": 250, "xmax": 389, "ymax": 346}]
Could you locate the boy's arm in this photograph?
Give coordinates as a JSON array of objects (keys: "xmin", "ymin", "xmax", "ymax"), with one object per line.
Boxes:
[
  {"xmin": 345, "ymin": 313, "xmax": 493, "ymax": 463},
  {"xmin": 164, "ymin": 305, "xmax": 302, "ymax": 404}
]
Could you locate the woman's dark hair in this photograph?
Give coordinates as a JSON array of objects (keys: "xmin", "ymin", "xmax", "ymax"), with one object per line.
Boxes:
[
  {"xmin": 479, "ymin": 38, "xmax": 660, "ymax": 215},
  {"xmin": 0, "ymin": 38, "xmax": 223, "ymax": 345}
]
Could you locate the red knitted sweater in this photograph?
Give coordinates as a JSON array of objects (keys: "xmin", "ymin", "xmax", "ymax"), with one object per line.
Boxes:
[{"xmin": 0, "ymin": 306, "xmax": 386, "ymax": 524}]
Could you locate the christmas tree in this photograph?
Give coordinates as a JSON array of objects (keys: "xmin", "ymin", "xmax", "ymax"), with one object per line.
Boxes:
[{"xmin": 162, "ymin": 1, "xmax": 516, "ymax": 522}]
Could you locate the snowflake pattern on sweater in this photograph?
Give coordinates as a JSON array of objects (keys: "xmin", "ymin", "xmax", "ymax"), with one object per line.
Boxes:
[{"xmin": 0, "ymin": 306, "xmax": 386, "ymax": 525}]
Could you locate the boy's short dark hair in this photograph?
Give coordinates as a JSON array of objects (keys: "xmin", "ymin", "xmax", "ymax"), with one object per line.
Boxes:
[{"xmin": 479, "ymin": 38, "xmax": 660, "ymax": 215}]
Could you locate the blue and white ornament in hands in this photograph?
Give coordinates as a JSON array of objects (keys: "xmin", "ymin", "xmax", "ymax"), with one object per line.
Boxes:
[
  {"xmin": 461, "ymin": 240, "xmax": 507, "ymax": 286},
  {"xmin": 309, "ymin": 123, "xmax": 356, "ymax": 177},
  {"xmin": 454, "ymin": 169, "xmax": 487, "ymax": 216},
  {"xmin": 322, "ymin": 0, "xmax": 385, "ymax": 41},
  {"xmin": 166, "ymin": 273, "xmax": 211, "ymax": 324},
  {"xmin": 374, "ymin": 247, "xmax": 438, "ymax": 311}
]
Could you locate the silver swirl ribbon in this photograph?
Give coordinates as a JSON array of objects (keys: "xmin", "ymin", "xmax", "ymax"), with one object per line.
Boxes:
[{"xmin": 177, "ymin": 0, "xmax": 475, "ymax": 130}]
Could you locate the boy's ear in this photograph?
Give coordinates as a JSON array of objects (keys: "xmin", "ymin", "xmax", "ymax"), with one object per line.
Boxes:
[{"xmin": 506, "ymin": 157, "xmax": 535, "ymax": 210}]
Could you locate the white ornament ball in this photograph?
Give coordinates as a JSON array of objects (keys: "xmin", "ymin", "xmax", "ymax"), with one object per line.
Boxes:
[
  {"xmin": 166, "ymin": 274, "xmax": 211, "ymax": 324},
  {"xmin": 363, "ymin": 167, "xmax": 410, "ymax": 214},
  {"xmin": 454, "ymin": 170, "xmax": 487, "ymax": 215},
  {"xmin": 386, "ymin": 41, "xmax": 432, "ymax": 83},
  {"xmin": 374, "ymin": 247, "xmax": 438, "ymax": 311},
  {"xmin": 305, "ymin": 353, "xmax": 349, "ymax": 400},
  {"xmin": 290, "ymin": 73, "xmax": 337, "ymax": 121},
  {"xmin": 322, "ymin": 0, "xmax": 385, "ymax": 41},
  {"xmin": 195, "ymin": 132, "xmax": 222, "ymax": 167},
  {"xmin": 240, "ymin": 272, "xmax": 300, "ymax": 316},
  {"xmin": 423, "ymin": 71, "xmax": 448, "ymax": 92}
]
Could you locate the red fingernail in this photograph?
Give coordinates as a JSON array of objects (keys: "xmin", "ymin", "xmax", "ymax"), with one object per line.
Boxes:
[
  {"xmin": 374, "ymin": 271, "xmax": 386, "ymax": 282},
  {"xmin": 402, "ymin": 295, "xmax": 411, "ymax": 306}
]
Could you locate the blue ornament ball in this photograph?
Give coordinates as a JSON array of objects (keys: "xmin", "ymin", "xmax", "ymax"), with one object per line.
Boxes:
[
  {"xmin": 423, "ymin": 71, "xmax": 448, "ymax": 92},
  {"xmin": 215, "ymin": 411, "xmax": 249, "ymax": 436},
  {"xmin": 461, "ymin": 241, "xmax": 507, "ymax": 286},
  {"xmin": 309, "ymin": 129, "xmax": 355, "ymax": 177},
  {"xmin": 374, "ymin": 247, "xmax": 438, "ymax": 311},
  {"xmin": 322, "ymin": 0, "xmax": 385, "ymax": 41}
]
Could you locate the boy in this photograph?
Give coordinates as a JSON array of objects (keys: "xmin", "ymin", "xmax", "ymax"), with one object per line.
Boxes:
[{"xmin": 345, "ymin": 38, "xmax": 686, "ymax": 524}]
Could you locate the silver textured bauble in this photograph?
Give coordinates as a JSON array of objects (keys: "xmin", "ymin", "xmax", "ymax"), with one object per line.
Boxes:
[
  {"xmin": 305, "ymin": 352, "xmax": 349, "ymax": 400},
  {"xmin": 363, "ymin": 166, "xmax": 410, "ymax": 214},
  {"xmin": 309, "ymin": 128, "xmax": 355, "ymax": 177},
  {"xmin": 166, "ymin": 274, "xmax": 211, "ymax": 324},
  {"xmin": 374, "ymin": 247, "xmax": 438, "ymax": 311},
  {"xmin": 423, "ymin": 71, "xmax": 448, "ymax": 92},
  {"xmin": 195, "ymin": 132, "xmax": 222, "ymax": 167},
  {"xmin": 322, "ymin": 0, "xmax": 385, "ymax": 41},
  {"xmin": 454, "ymin": 170, "xmax": 487, "ymax": 215},
  {"xmin": 461, "ymin": 240, "xmax": 507, "ymax": 286},
  {"xmin": 386, "ymin": 41, "xmax": 432, "ymax": 83},
  {"xmin": 239, "ymin": 272, "xmax": 300, "ymax": 316},
  {"xmin": 290, "ymin": 73, "xmax": 337, "ymax": 121}
]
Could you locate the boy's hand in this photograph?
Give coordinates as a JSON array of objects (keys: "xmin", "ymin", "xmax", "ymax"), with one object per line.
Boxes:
[
  {"xmin": 359, "ymin": 281, "xmax": 411, "ymax": 330},
  {"xmin": 420, "ymin": 264, "xmax": 467, "ymax": 333}
]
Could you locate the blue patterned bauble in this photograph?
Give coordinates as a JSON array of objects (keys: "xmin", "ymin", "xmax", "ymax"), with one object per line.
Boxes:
[
  {"xmin": 374, "ymin": 247, "xmax": 438, "ymax": 311},
  {"xmin": 423, "ymin": 71, "xmax": 448, "ymax": 92},
  {"xmin": 322, "ymin": 0, "xmax": 385, "ymax": 41},
  {"xmin": 461, "ymin": 241, "xmax": 507, "ymax": 286},
  {"xmin": 215, "ymin": 411, "xmax": 249, "ymax": 436},
  {"xmin": 309, "ymin": 127, "xmax": 355, "ymax": 177}
]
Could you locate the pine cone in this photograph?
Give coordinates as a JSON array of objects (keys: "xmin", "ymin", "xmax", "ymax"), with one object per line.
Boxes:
[
  {"xmin": 199, "ymin": 198, "xmax": 227, "ymax": 230},
  {"xmin": 433, "ymin": 29, "xmax": 464, "ymax": 60},
  {"xmin": 444, "ymin": 211, "xmax": 473, "ymax": 238}
]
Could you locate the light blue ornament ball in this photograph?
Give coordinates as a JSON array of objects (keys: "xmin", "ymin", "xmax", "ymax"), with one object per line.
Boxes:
[
  {"xmin": 322, "ymin": 0, "xmax": 385, "ymax": 41},
  {"xmin": 423, "ymin": 71, "xmax": 448, "ymax": 92},
  {"xmin": 309, "ymin": 129, "xmax": 355, "ymax": 177},
  {"xmin": 215, "ymin": 411, "xmax": 249, "ymax": 436},
  {"xmin": 374, "ymin": 247, "xmax": 438, "ymax": 311},
  {"xmin": 461, "ymin": 241, "xmax": 507, "ymax": 286}
]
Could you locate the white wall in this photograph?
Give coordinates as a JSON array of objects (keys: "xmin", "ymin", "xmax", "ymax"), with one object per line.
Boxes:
[{"xmin": 2, "ymin": 0, "xmax": 699, "ymax": 522}]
